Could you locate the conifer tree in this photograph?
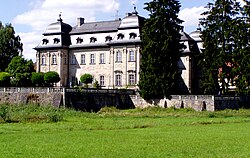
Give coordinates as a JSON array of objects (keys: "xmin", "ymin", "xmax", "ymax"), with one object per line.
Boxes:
[
  {"xmin": 199, "ymin": 0, "xmax": 242, "ymax": 94},
  {"xmin": 138, "ymin": 0, "xmax": 183, "ymax": 100}
]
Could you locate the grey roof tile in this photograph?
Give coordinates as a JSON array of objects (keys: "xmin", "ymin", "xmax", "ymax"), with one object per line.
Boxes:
[{"xmin": 70, "ymin": 20, "xmax": 121, "ymax": 34}]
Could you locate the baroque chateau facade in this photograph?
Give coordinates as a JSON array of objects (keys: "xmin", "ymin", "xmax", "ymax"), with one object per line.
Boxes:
[{"xmin": 35, "ymin": 10, "xmax": 203, "ymax": 94}]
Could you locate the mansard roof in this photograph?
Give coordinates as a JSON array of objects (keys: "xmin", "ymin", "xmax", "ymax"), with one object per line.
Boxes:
[
  {"xmin": 43, "ymin": 21, "xmax": 72, "ymax": 35},
  {"xmin": 180, "ymin": 32, "xmax": 195, "ymax": 41},
  {"xmin": 70, "ymin": 20, "xmax": 121, "ymax": 34}
]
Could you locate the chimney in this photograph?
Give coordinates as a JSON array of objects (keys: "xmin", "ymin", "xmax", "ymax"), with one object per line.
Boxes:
[{"xmin": 77, "ymin": 17, "xmax": 84, "ymax": 27}]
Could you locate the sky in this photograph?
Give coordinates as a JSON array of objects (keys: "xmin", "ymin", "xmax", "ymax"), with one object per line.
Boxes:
[{"xmin": 0, "ymin": 0, "xmax": 221, "ymax": 61}]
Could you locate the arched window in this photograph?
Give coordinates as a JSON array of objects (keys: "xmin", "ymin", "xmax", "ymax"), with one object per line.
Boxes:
[
  {"xmin": 129, "ymin": 33, "xmax": 137, "ymax": 39},
  {"xmin": 76, "ymin": 37, "xmax": 83, "ymax": 44},
  {"xmin": 117, "ymin": 33, "xmax": 124, "ymax": 40},
  {"xmin": 105, "ymin": 36, "xmax": 112, "ymax": 42},
  {"xmin": 53, "ymin": 38, "xmax": 60, "ymax": 44},
  {"xmin": 42, "ymin": 39, "xmax": 49, "ymax": 45},
  {"xmin": 90, "ymin": 37, "xmax": 97, "ymax": 43}
]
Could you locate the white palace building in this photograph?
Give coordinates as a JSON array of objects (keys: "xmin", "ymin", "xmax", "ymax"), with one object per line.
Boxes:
[{"xmin": 35, "ymin": 10, "xmax": 203, "ymax": 94}]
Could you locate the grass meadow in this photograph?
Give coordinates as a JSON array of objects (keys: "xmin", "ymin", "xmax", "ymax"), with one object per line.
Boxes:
[{"xmin": 0, "ymin": 104, "xmax": 250, "ymax": 157}]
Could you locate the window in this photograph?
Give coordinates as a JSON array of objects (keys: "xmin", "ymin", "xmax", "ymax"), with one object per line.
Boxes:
[
  {"xmin": 71, "ymin": 55, "xmax": 76, "ymax": 65},
  {"xmin": 129, "ymin": 50, "xmax": 135, "ymax": 61},
  {"xmin": 42, "ymin": 39, "xmax": 49, "ymax": 45},
  {"xmin": 90, "ymin": 37, "xmax": 97, "ymax": 43},
  {"xmin": 100, "ymin": 76, "xmax": 105, "ymax": 86},
  {"xmin": 115, "ymin": 74, "xmax": 122, "ymax": 86},
  {"xmin": 90, "ymin": 54, "xmax": 95, "ymax": 64},
  {"xmin": 52, "ymin": 54, "xmax": 57, "ymax": 65},
  {"xmin": 41, "ymin": 55, "xmax": 46, "ymax": 65},
  {"xmin": 100, "ymin": 53, "xmax": 105, "ymax": 64},
  {"xmin": 129, "ymin": 33, "xmax": 137, "ymax": 39},
  {"xmin": 53, "ymin": 38, "xmax": 60, "ymax": 44},
  {"xmin": 76, "ymin": 37, "xmax": 83, "ymax": 44},
  {"xmin": 116, "ymin": 50, "xmax": 122, "ymax": 62},
  {"xmin": 105, "ymin": 36, "xmax": 112, "ymax": 42},
  {"xmin": 81, "ymin": 54, "xmax": 85, "ymax": 65},
  {"xmin": 128, "ymin": 74, "xmax": 135, "ymax": 85},
  {"xmin": 117, "ymin": 33, "xmax": 124, "ymax": 40}
]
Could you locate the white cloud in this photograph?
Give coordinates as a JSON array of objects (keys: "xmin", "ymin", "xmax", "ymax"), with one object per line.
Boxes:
[
  {"xmin": 179, "ymin": 6, "xmax": 206, "ymax": 29},
  {"xmin": 13, "ymin": 0, "xmax": 120, "ymax": 61}
]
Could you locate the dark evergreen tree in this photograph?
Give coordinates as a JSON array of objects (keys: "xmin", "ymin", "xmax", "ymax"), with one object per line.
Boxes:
[
  {"xmin": 138, "ymin": 0, "xmax": 183, "ymax": 100},
  {"xmin": 0, "ymin": 22, "xmax": 23, "ymax": 72},
  {"xmin": 199, "ymin": 0, "xmax": 242, "ymax": 95},
  {"xmin": 233, "ymin": 0, "xmax": 250, "ymax": 95}
]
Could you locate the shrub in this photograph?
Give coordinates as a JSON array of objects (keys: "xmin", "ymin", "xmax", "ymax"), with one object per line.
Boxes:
[
  {"xmin": 0, "ymin": 72, "xmax": 11, "ymax": 86},
  {"xmin": 31, "ymin": 72, "xmax": 44, "ymax": 86},
  {"xmin": 80, "ymin": 73, "xmax": 93, "ymax": 88},
  {"xmin": 44, "ymin": 71, "xmax": 60, "ymax": 86}
]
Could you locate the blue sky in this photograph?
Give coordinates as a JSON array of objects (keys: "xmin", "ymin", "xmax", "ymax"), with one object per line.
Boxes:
[{"xmin": 0, "ymin": 0, "xmax": 213, "ymax": 60}]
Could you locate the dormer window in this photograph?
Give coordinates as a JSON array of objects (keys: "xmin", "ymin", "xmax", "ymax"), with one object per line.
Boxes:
[
  {"xmin": 105, "ymin": 36, "xmax": 112, "ymax": 42},
  {"xmin": 42, "ymin": 39, "xmax": 49, "ymax": 45},
  {"xmin": 53, "ymin": 38, "xmax": 60, "ymax": 44},
  {"xmin": 90, "ymin": 37, "xmax": 97, "ymax": 43},
  {"xmin": 129, "ymin": 33, "xmax": 137, "ymax": 39},
  {"xmin": 117, "ymin": 33, "xmax": 124, "ymax": 40},
  {"xmin": 76, "ymin": 37, "xmax": 83, "ymax": 44}
]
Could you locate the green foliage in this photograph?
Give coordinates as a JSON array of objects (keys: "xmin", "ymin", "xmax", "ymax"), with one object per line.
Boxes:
[
  {"xmin": 199, "ymin": 0, "xmax": 250, "ymax": 95},
  {"xmin": 44, "ymin": 71, "xmax": 60, "ymax": 86},
  {"xmin": 5, "ymin": 56, "xmax": 34, "ymax": 86},
  {"xmin": 0, "ymin": 22, "xmax": 23, "ymax": 72},
  {"xmin": 31, "ymin": 72, "xmax": 44, "ymax": 86},
  {"xmin": 0, "ymin": 72, "xmax": 11, "ymax": 86},
  {"xmin": 80, "ymin": 73, "xmax": 93, "ymax": 88},
  {"xmin": 93, "ymin": 79, "xmax": 100, "ymax": 89},
  {"xmin": 138, "ymin": 0, "xmax": 183, "ymax": 100}
]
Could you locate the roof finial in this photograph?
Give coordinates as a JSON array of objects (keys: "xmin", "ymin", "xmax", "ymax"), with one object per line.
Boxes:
[
  {"xmin": 132, "ymin": 3, "xmax": 138, "ymax": 15},
  {"xmin": 58, "ymin": 12, "xmax": 63, "ymax": 22}
]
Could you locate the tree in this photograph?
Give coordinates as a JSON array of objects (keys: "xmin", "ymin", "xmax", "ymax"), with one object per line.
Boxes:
[
  {"xmin": 0, "ymin": 22, "xmax": 23, "ymax": 72},
  {"xmin": 138, "ymin": 0, "xmax": 183, "ymax": 100},
  {"xmin": 44, "ymin": 71, "xmax": 60, "ymax": 86},
  {"xmin": 0, "ymin": 72, "xmax": 11, "ymax": 86},
  {"xmin": 199, "ymin": 0, "xmax": 244, "ymax": 95},
  {"xmin": 5, "ymin": 56, "xmax": 34, "ymax": 86},
  {"xmin": 80, "ymin": 74, "xmax": 93, "ymax": 88},
  {"xmin": 31, "ymin": 72, "xmax": 44, "ymax": 86}
]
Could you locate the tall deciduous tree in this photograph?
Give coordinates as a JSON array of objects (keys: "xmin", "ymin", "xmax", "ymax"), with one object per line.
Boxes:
[
  {"xmin": 138, "ymin": 0, "xmax": 183, "ymax": 100},
  {"xmin": 5, "ymin": 56, "xmax": 34, "ymax": 86},
  {"xmin": 0, "ymin": 22, "xmax": 22, "ymax": 72},
  {"xmin": 199, "ymin": 0, "xmax": 243, "ymax": 95}
]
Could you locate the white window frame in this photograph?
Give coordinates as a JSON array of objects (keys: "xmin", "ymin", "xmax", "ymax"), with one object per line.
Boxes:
[
  {"xmin": 128, "ymin": 74, "xmax": 135, "ymax": 85},
  {"xmin": 100, "ymin": 75, "xmax": 105, "ymax": 86},
  {"xmin": 81, "ymin": 54, "xmax": 85, "ymax": 64},
  {"xmin": 115, "ymin": 74, "xmax": 122, "ymax": 86},
  {"xmin": 90, "ymin": 54, "xmax": 95, "ymax": 64},
  {"xmin": 52, "ymin": 54, "xmax": 57, "ymax": 65},
  {"xmin": 41, "ymin": 55, "xmax": 46, "ymax": 65},
  {"xmin": 100, "ymin": 53, "xmax": 105, "ymax": 64},
  {"xmin": 129, "ymin": 50, "xmax": 135, "ymax": 61},
  {"xmin": 116, "ymin": 50, "xmax": 122, "ymax": 62}
]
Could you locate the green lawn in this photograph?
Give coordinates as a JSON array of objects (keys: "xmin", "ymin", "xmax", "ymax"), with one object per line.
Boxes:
[{"xmin": 0, "ymin": 105, "xmax": 250, "ymax": 157}]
